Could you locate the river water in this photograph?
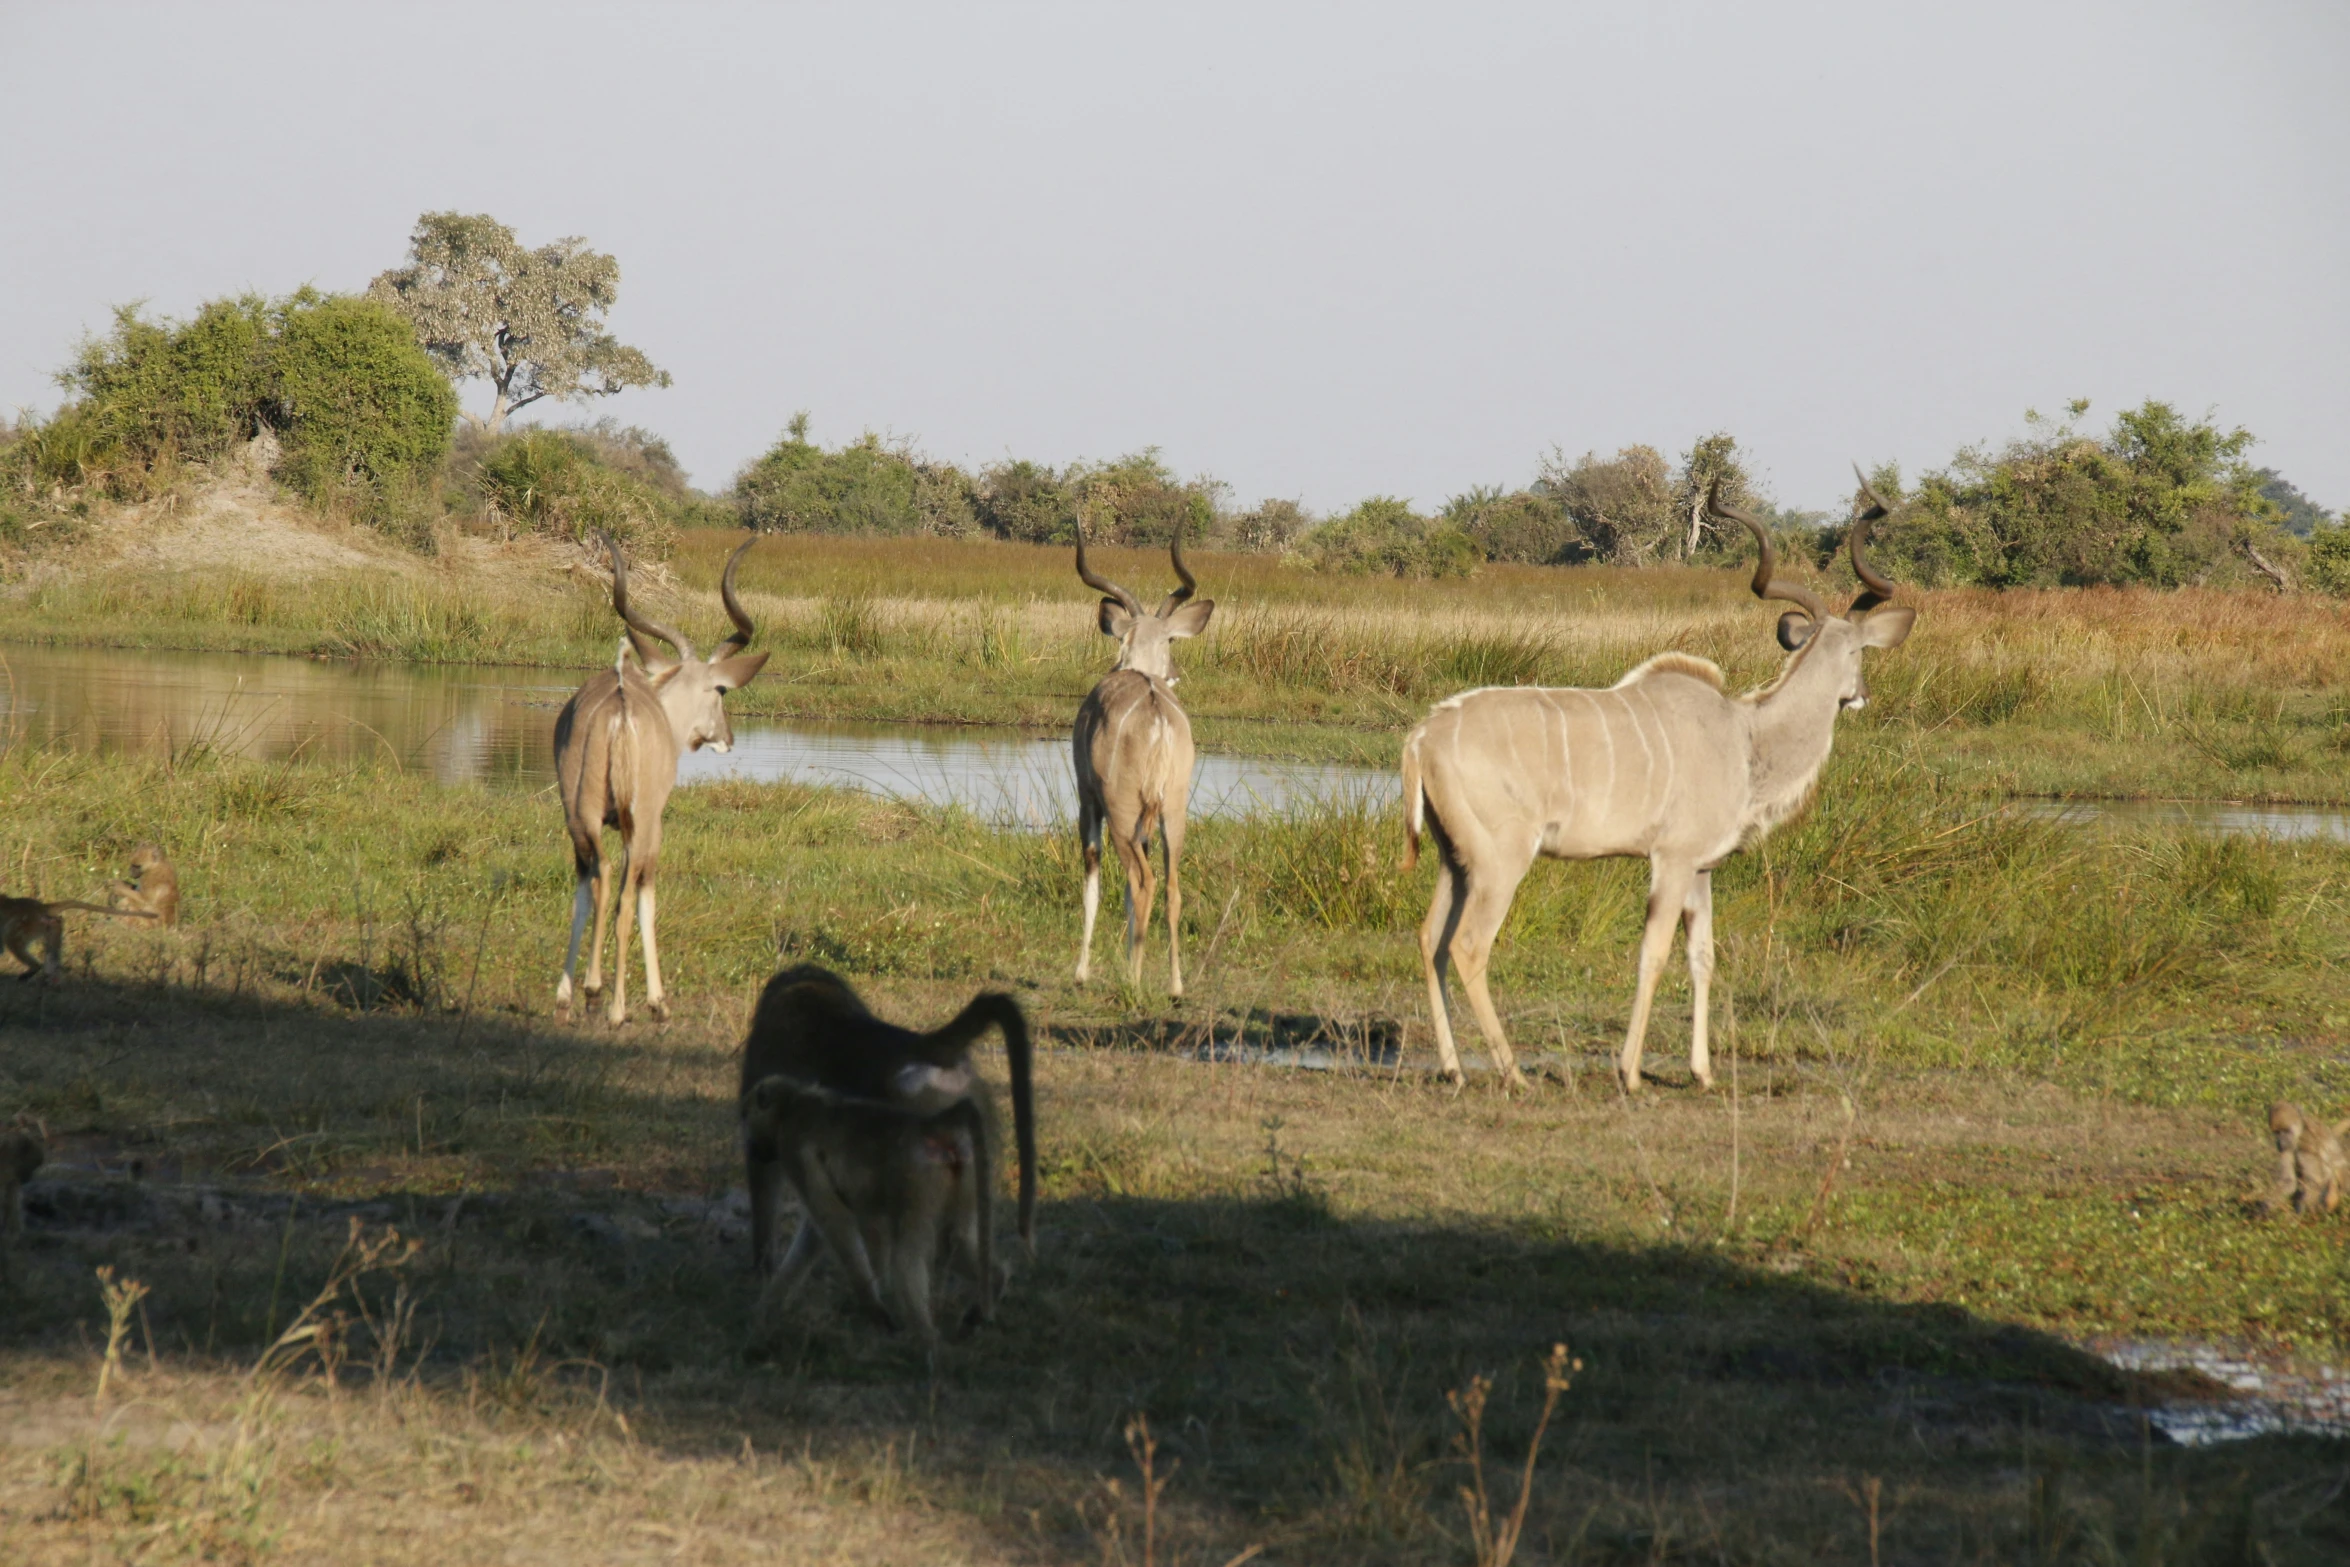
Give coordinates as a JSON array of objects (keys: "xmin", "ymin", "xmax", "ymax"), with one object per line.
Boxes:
[
  {"xmin": 9, "ymin": 644, "xmax": 2350, "ymax": 838},
  {"xmin": 0, "ymin": 644, "xmax": 1381, "ymax": 823}
]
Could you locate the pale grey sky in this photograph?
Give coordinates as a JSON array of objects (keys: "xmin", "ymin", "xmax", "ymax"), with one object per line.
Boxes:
[{"xmin": 5, "ymin": 1, "xmax": 2344, "ymax": 515}]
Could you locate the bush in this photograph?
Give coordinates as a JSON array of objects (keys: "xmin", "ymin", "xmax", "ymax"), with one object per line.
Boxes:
[
  {"xmin": 470, "ymin": 428, "xmax": 688, "ymax": 554},
  {"xmin": 271, "ymin": 293, "xmax": 458, "ymax": 510},
  {"xmin": 976, "ymin": 458, "xmax": 1072, "ymax": 543},
  {"xmin": 1299, "ymin": 497, "xmax": 1478, "ymax": 578},
  {"xmin": 1061, "ymin": 450, "xmax": 1221, "ymax": 547},
  {"xmin": 1866, "ymin": 401, "xmax": 2287, "ymax": 589},
  {"xmin": 1537, "ymin": 444, "xmax": 1677, "ymax": 564},
  {"xmin": 1442, "ymin": 485, "xmax": 1578, "ymax": 564},
  {"xmin": 8, "ymin": 289, "xmax": 454, "ymax": 537},
  {"xmin": 734, "ymin": 418, "xmax": 977, "ymax": 537},
  {"xmin": 2305, "ymin": 523, "xmax": 2350, "ymax": 596}
]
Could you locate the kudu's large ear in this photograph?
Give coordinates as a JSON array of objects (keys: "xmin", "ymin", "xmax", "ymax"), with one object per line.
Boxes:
[
  {"xmin": 1857, "ymin": 605, "xmax": 1915, "ymax": 649},
  {"xmin": 711, "ymin": 650, "xmax": 770, "ymax": 692},
  {"xmin": 1164, "ymin": 598, "xmax": 1214, "ymax": 639},
  {"xmin": 1775, "ymin": 611, "xmax": 1814, "ymax": 651},
  {"xmin": 1098, "ymin": 599, "xmax": 1135, "ymax": 638}
]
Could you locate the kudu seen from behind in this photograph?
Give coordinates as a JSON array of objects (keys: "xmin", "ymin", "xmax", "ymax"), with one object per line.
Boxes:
[
  {"xmin": 554, "ymin": 534, "xmax": 769, "ymax": 1024},
  {"xmin": 1071, "ymin": 525, "xmax": 1214, "ymax": 997},
  {"xmin": 1402, "ymin": 475, "xmax": 1916, "ymax": 1091}
]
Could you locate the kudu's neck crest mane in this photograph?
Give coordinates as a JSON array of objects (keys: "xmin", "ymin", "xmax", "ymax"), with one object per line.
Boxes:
[{"xmin": 1074, "ymin": 524, "xmax": 1215, "ymax": 685}]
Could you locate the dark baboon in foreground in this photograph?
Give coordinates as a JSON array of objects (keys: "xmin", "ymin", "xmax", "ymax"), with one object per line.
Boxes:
[
  {"xmin": 741, "ymin": 1072, "xmax": 996, "ymax": 1348},
  {"xmin": 738, "ymin": 965, "xmax": 1036, "ymax": 1344},
  {"xmin": 2262, "ymin": 1101, "xmax": 2350, "ymax": 1216}
]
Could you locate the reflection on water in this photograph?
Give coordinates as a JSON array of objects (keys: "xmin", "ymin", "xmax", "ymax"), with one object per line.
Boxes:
[
  {"xmin": 0, "ymin": 644, "xmax": 1384, "ymax": 822},
  {"xmin": 12, "ymin": 644, "xmax": 2350, "ymax": 838},
  {"xmin": 2089, "ymin": 1338, "xmax": 2350, "ymax": 1445},
  {"xmin": 2018, "ymin": 798, "xmax": 2350, "ymax": 843}
]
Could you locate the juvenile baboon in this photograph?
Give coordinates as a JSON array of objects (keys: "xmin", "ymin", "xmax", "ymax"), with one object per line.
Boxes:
[
  {"xmin": 0, "ymin": 1120, "xmax": 44, "ymax": 1278},
  {"xmin": 2261, "ymin": 1101, "xmax": 2350, "ymax": 1216},
  {"xmin": 108, "ymin": 844, "xmax": 179, "ymax": 927},
  {"xmin": 738, "ymin": 965, "xmax": 1037, "ymax": 1339},
  {"xmin": 741, "ymin": 1072, "xmax": 997, "ymax": 1347},
  {"xmin": 0, "ymin": 897, "xmax": 159, "ymax": 981}
]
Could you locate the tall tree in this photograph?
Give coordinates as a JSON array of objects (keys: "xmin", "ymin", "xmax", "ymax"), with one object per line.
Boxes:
[{"xmin": 369, "ymin": 212, "xmax": 670, "ymax": 432}]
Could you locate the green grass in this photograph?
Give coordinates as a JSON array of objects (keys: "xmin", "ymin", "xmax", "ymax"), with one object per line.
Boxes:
[{"xmin": 4, "ymin": 734, "xmax": 2350, "ymax": 1560}]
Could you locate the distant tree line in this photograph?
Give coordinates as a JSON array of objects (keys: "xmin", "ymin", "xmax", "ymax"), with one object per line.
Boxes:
[{"xmin": 4, "ymin": 209, "xmax": 2339, "ymax": 592}]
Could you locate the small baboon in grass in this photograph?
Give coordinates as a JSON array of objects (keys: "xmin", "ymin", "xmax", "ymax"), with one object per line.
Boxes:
[
  {"xmin": 738, "ymin": 964, "xmax": 1036, "ymax": 1346},
  {"xmin": 0, "ymin": 896, "xmax": 158, "ymax": 981},
  {"xmin": 108, "ymin": 844, "xmax": 179, "ymax": 927},
  {"xmin": 2261, "ymin": 1101, "xmax": 2350, "ymax": 1216},
  {"xmin": 1, "ymin": 1119, "xmax": 45, "ymax": 1277}
]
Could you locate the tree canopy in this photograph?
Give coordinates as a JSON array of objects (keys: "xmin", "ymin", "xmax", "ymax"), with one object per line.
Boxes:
[
  {"xmin": 1863, "ymin": 401, "xmax": 2284, "ymax": 589},
  {"xmin": 369, "ymin": 212, "xmax": 670, "ymax": 433}
]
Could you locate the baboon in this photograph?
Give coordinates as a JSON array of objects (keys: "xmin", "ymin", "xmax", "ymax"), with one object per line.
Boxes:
[
  {"xmin": 2261, "ymin": 1101, "xmax": 2350, "ymax": 1216},
  {"xmin": 1, "ymin": 1120, "xmax": 44, "ymax": 1279},
  {"xmin": 738, "ymin": 965, "xmax": 1037, "ymax": 1341},
  {"xmin": 0, "ymin": 897, "xmax": 159, "ymax": 981},
  {"xmin": 108, "ymin": 844, "xmax": 179, "ymax": 927},
  {"xmin": 741, "ymin": 1072, "xmax": 996, "ymax": 1348}
]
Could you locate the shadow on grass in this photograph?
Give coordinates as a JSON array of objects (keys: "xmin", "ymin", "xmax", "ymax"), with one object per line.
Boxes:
[{"xmin": 5, "ymin": 976, "xmax": 2347, "ymax": 1562}]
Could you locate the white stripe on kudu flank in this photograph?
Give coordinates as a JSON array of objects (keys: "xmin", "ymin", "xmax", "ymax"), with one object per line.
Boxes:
[{"xmin": 1398, "ymin": 482, "xmax": 1917, "ymax": 1095}]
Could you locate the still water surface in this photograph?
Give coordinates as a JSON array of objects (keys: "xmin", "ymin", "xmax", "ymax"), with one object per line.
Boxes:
[
  {"xmin": 8, "ymin": 645, "xmax": 2350, "ymax": 840},
  {"xmin": 0, "ymin": 644, "xmax": 1381, "ymax": 822}
]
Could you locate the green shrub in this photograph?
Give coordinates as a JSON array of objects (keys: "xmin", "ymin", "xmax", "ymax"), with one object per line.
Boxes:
[
  {"xmin": 1299, "ymin": 497, "xmax": 1478, "ymax": 578},
  {"xmin": 471, "ymin": 428, "xmax": 683, "ymax": 554},
  {"xmin": 1866, "ymin": 400, "xmax": 2287, "ymax": 589},
  {"xmin": 10, "ymin": 289, "xmax": 454, "ymax": 538},
  {"xmin": 1442, "ymin": 485, "xmax": 1578, "ymax": 564},
  {"xmin": 2305, "ymin": 523, "xmax": 2350, "ymax": 596},
  {"xmin": 270, "ymin": 293, "xmax": 457, "ymax": 512},
  {"xmin": 976, "ymin": 458, "xmax": 1072, "ymax": 543},
  {"xmin": 733, "ymin": 417, "xmax": 977, "ymax": 537}
]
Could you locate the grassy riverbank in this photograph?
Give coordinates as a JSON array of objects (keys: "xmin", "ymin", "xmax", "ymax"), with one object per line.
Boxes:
[
  {"xmin": 7, "ymin": 521, "xmax": 2350, "ymax": 793},
  {"xmin": 3, "ymin": 737, "xmax": 2349, "ymax": 1560}
]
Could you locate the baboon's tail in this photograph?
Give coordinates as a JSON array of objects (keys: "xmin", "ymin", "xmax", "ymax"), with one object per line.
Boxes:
[
  {"xmin": 44, "ymin": 901, "xmax": 155, "ymax": 920},
  {"xmin": 1399, "ymin": 731, "xmax": 1426, "ymax": 872},
  {"xmin": 928, "ymin": 992, "xmax": 1037, "ymax": 1249}
]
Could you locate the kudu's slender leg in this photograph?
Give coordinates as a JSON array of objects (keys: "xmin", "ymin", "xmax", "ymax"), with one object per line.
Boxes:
[
  {"xmin": 1618, "ymin": 857, "xmax": 1698, "ymax": 1092},
  {"xmin": 608, "ymin": 843, "xmax": 637, "ymax": 1026},
  {"xmin": 1162, "ymin": 794, "xmax": 1187, "ymax": 999},
  {"xmin": 637, "ymin": 879, "xmax": 666, "ymax": 1021},
  {"xmin": 1450, "ymin": 854, "xmax": 1532, "ymax": 1091},
  {"xmin": 1681, "ymin": 869, "xmax": 1717, "ymax": 1090},
  {"xmin": 633, "ymin": 822, "xmax": 666, "ymax": 1021},
  {"xmin": 584, "ymin": 842, "xmax": 622, "ymax": 1003},
  {"xmin": 1418, "ymin": 844, "xmax": 1472, "ymax": 1082},
  {"xmin": 1075, "ymin": 800, "xmax": 1103, "ymax": 984},
  {"xmin": 1111, "ymin": 811, "xmax": 1156, "ymax": 986},
  {"xmin": 555, "ymin": 851, "xmax": 596, "ymax": 1019}
]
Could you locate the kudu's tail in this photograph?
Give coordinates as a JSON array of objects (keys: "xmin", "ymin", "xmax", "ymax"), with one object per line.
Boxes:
[
  {"xmin": 923, "ymin": 992, "xmax": 1038, "ymax": 1249},
  {"xmin": 605, "ymin": 672, "xmax": 644, "ymax": 821},
  {"xmin": 1400, "ymin": 731, "xmax": 1426, "ymax": 871}
]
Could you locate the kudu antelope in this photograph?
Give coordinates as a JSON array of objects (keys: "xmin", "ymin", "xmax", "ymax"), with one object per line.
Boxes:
[
  {"xmin": 1403, "ymin": 475, "xmax": 1916, "ymax": 1091},
  {"xmin": 554, "ymin": 534, "xmax": 769, "ymax": 1024},
  {"xmin": 1071, "ymin": 525, "xmax": 1214, "ymax": 996}
]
